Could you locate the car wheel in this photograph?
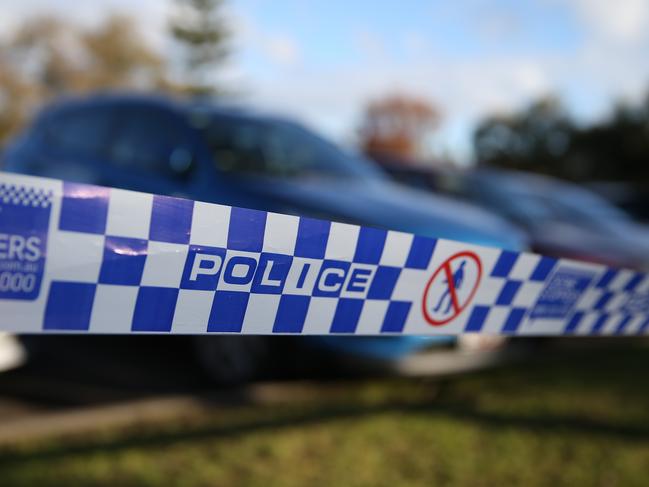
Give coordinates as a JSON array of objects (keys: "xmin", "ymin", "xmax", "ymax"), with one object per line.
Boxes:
[{"xmin": 193, "ymin": 336, "xmax": 270, "ymax": 386}]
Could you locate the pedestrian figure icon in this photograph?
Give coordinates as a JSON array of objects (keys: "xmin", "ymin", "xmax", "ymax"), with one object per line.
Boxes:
[
  {"xmin": 433, "ymin": 260, "xmax": 466, "ymax": 315},
  {"xmin": 422, "ymin": 252, "xmax": 482, "ymax": 327}
]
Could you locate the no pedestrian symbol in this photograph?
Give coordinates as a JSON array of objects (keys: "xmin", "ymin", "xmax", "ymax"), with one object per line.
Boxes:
[{"xmin": 422, "ymin": 251, "xmax": 482, "ymax": 326}]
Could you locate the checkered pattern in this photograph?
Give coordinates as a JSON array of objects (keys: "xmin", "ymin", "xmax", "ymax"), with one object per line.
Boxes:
[
  {"xmin": 561, "ymin": 269, "xmax": 649, "ymax": 336},
  {"xmin": 2, "ymin": 174, "xmax": 648, "ymax": 336},
  {"xmin": 0, "ymin": 183, "xmax": 52, "ymax": 208},
  {"xmin": 42, "ymin": 183, "xmax": 438, "ymax": 334},
  {"xmin": 458, "ymin": 253, "xmax": 649, "ymax": 336},
  {"xmin": 461, "ymin": 251, "xmax": 558, "ymax": 334}
]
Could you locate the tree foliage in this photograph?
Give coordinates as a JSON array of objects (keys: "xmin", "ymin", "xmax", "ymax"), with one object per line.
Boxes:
[
  {"xmin": 474, "ymin": 95, "xmax": 649, "ymax": 183},
  {"xmin": 169, "ymin": 0, "xmax": 229, "ymax": 95},
  {"xmin": 0, "ymin": 15, "xmax": 170, "ymax": 144}
]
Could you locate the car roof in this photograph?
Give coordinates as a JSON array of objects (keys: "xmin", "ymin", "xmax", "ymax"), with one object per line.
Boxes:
[{"xmin": 42, "ymin": 91, "xmax": 293, "ymax": 126}]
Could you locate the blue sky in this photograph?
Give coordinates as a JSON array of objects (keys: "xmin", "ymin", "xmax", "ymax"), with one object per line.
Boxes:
[{"xmin": 3, "ymin": 0, "xmax": 649, "ymax": 162}]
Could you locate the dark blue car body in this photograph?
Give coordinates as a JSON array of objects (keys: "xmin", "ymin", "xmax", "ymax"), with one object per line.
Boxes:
[{"xmin": 2, "ymin": 93, "xmax": 526, "ymax": 363}]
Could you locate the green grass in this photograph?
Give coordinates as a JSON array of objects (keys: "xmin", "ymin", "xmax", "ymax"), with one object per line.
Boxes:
[{"xmin": 2, "ymin": 341, "xmax": 649, "ymax": 486}]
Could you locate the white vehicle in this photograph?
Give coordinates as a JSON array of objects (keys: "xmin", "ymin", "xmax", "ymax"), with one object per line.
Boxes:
[{"xmin": 0, "ymin": 332, "xmax": 26, "ymax": 372}]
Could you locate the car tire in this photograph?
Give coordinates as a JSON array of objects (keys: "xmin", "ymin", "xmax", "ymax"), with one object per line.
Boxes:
[{"xmin": 193, "ymin": 336, "xmax": 271, "ymax": 386}]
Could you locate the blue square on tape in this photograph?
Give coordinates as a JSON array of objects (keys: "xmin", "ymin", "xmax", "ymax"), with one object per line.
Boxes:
[
  {"xmin": 502, "ymin": 307, "xmax": 526, "ymax": 333},
  {"xmin": 273, "ymin": 295, "xmax": 311, "ymax": 333},
  {"xmin": 367, "ymin": 266, "xmax": 401, "ymax": 300},
  {"xmin": 44, "ymin": 281, "xmax": 96, "ymax": 330},
  {"xmin": 381, "ymin": 301, "xmax": 411, "ymax": 333},
  {"xmin": 330, "ymin": 298, "xmax": 364, "ymax": 333},
  {"xmin": 491, "ymin": 250, "xmax": 519, "ymax": 278},
  {"xmin": 496, "ymin": 280, "xmax": 522, "ymax": 306},
  {"xmin": 251, "ymin": 253, "xmax": 293, "ymax": 294},
  {"xmin": 465, "ymin": 305, "xmax": 490, "ymax": 332},
  {"xmin": 530, "ymin": 256, "xmax": 557, "ymax": 281},
  {"xmin": 353, "ymin": 227, "xmax": 387, "ymax": 264},
  {"xmin": 131, "ymin": 287, "xmax": 179, "ymax": 332},
  {"xmin": 624, "ymin": 273, "xmax": 644, "ymax": 292},
  {"xmin": 59, "ymin": 182, "xmax": 109, "ymax": 234},
  {"xmin": 227, "ymin": 207, "xmax": 267, "ymax": 252},
  {"xmin": 294, "ymin": 217, "xmax": 330, "ymax": 259},
  {"xmin": 530, "ymin": 267, "xmax": 595, "ymax": 320},
  {"xmin": 149, "ymin": 195, "xmax": 194, "ymax": 244},
  {"xmin": 590, "ymin": 313, "xmax": 609, "ymax": 334},
  {"xmin": 208, "ymin": 291, "xmax": 249, "ymax": 332},
  {"xmin": 405, "ymin": 236, "xmax": 436, "ymax": 269},
  {"xmin": 181, "ymin": 245, "xmax": 226, "ymax": 290},
  {"xmin": 595, "ymin": 269, "xmax": 617, "ymax": 288},
  {"xmin": 99, "ymin": 236, "xmax": 148, "ymax": 286},
  {"xmin": 564, "ymin": 311, "xmax": 585, "ymax": 334}
]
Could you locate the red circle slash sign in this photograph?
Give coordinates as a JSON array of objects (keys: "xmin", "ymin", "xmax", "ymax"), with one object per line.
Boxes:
[{"xmin": 422, "ymin": 251, "xmax": 482, "ymax": 326}]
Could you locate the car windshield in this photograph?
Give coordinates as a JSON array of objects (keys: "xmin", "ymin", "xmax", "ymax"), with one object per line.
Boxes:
[{"xmin": 196, "ymin": 113, "xmax": 384, "ymax": 180}]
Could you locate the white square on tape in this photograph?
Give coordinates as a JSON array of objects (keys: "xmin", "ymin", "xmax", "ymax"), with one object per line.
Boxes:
[
  {"xmin": 355, "ymin": 300, "xmax": 389, "ymax": 335},
  {"xmin": 105, "ymin": 189, "xmax": 153, "ymax": 239},
  {"xmin": 172, "ymin": 289, "xmax": 214, "ymax": 333},
  {"xmin": 89, "ymin": 285, "xmax": 138, "ymax": 333},
  {"xmin": 263, "ymin": 212, "xmax": 299, "ymax": 254},
  {"xmin": 512, "ymin": 281, "xmax": 544, "ymax": 308},
  {"xmin": 49, "ymin": 231, "xmax": 105, "ymax": 282},
  {"xmin": 609, "ymin": 270, "xmax": 635, "ymax": 291},
  {"xmin": 508, "ymin": 254, "xmax": 541, "ymax": 280},
  {"xmin": 391, "ymin": 268, "xmax": 426, "ymax": 301},
  {"xmin": 482, "ymin": 306, "xmax": 509, "ymax": 333},
  {"xmin": 189, "ymin": 201, "xmax": 230, "ymax": 248},
  {"xmin": 241, "ymin": 294, "xmax": 281, "ymax": 334},
  {"xmin": 324, "ymin": 222, "xmax": 359, "ymax": 261},
  {"xmin": 302, "ymin": 297, "xmax": 337, "ymax": 334},
  {"xmin": 379, "ymin": 231, "xmax": 413, "ymax": 267},
  {"xmin": 141, "ymin": 241, "xmax": 189, "ymax": 288}
]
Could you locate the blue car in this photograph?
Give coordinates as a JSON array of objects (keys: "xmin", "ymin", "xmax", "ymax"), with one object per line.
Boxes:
[{"xmin": 2, "ymin": 93, "xmax": 526, "ymax": 383}]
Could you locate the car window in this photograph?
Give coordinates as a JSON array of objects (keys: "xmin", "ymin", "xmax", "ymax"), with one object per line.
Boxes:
[
  {"xmin": 477, "ymin": 178, "xmax": 555, "ymax": 223},
  {"xmin": 199, "ymin": 115, "xmax": 383, "ymax": 180},
  {"xmin": 46, "ymin": 105, "xmax": 113, "ymax": 157},
  {"xmin": 550, "ymin": 188, "xmax": 632, "ymax": 225},
  {"xmin": 203, "ymin": 118, "xmax": 266, "ymax": 173},
  {"xmin": 109, "ymin": 106, "xmax": 195, "ymax": 178}
]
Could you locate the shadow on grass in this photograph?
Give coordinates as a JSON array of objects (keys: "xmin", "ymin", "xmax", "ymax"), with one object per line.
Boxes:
[
  {"xmin": 1, "ymin": 340, "xmax": 648, "ymax": 465},
  {"xmin": 2, "ymin": 394, "xmax": 649, "ymax": 464}
]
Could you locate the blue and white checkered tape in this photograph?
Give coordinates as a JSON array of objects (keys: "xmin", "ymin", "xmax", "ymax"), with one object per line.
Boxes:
[{"xmin": 1, "ymin": 172, "xmax": 648, "ymax": 335}]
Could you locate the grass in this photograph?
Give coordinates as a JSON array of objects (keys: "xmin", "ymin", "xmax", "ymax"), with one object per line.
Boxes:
[{"xmin": 1, "ymin": 340, "xmax": 649, "ymax": 486}]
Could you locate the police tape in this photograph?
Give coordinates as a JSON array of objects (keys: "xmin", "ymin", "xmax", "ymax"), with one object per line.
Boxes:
[{"xmin": 0, "ymin": 172, "xmax": 648, "ymax": 336}]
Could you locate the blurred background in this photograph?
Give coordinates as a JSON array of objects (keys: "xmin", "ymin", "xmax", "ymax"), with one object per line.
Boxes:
[{"xmin": 0, "ymin": 1, "xmax": 649, "ymax": 485}]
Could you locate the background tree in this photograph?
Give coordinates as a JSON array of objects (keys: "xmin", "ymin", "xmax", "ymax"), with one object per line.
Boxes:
[
  {"xmin": 473, "ymin": 94, "xmax": 649, "ymax": 184},
  {"xmin": 358, "ymin": 94, "xmax": 441, "ymax": 164},
  {"xmin": 169, "ymin": 0, "xmax": 229, "ymax": 96},
  {"xmin": 473, "ymin": 96, "xmax": 574, "ymax": 177},
  {"xmin": 0, "ymin": 15, "xmax": 169, "ymax": 145},
  {"xmin": 570, "ymin": 97, "xmax": 649, "ymax": 183},
  {"xmin": 81, "ymin": 16, "xmax": 169, "ymax": 91}
]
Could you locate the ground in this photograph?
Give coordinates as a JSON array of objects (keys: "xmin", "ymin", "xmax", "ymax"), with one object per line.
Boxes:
[{"xmin": 0, "ymin": 339, "xmax": 648, "ymax": 486}]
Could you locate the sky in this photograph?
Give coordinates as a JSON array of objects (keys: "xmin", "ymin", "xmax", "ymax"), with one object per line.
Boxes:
[{"xmin": 2, "ymin": 0, "xmax": 649, "ymax": 162}]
